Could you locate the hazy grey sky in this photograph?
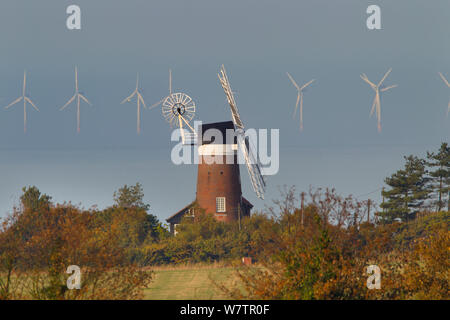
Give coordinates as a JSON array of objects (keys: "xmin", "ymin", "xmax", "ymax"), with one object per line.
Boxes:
[{"xmin": 0, "ymin": 0, "xmax": 449, "ymax": 221}]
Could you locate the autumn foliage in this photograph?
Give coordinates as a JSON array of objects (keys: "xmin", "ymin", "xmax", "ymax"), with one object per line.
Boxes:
[
  {"xmin": 0, "ymin": 182, "xmax": 448, "ymax": 300},
  {"xmin": 0, "ymin": 187, "xmax": 153, "ymax": 300},
  {"xmin": 216, "ymin": 187, "xmax": 449, "ymax": 300}
]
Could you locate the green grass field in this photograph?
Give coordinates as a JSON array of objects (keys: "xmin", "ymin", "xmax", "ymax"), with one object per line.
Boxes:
[
  {"xmin": 144, "ymin": 265, "xmax": 237, "ymax": 300},
  {"xmin": 1, "ymin": 264, "xmax": 242, "ymax": 300}
]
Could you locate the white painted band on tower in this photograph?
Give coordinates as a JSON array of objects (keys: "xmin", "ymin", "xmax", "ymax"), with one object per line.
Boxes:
[{"xmin": 198, "ymin": 144, "xmax": 238, "ymax": 156}]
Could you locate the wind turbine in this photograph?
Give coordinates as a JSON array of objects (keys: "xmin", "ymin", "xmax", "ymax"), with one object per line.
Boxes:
[
  {"xmin": 121, "ymin": 73, "xmax": 147, "ymax": 134},
  {"xmin": 4, "ymin": 71, "xmax": 39, "ymax": 133},
  {"xmin": 60, "ymin": 67, "xmax": 92, "ymax": 133},
  {"xmin": 286, "ymin": 72, "xmax": 315, "ymax": 131},
  {"xmin": 438, "ymin": 72, "xmax": 450, "ymax": 115},
  {"xmin": 361, "ymin": 68, "xmax": 397, "ymax": 132}
]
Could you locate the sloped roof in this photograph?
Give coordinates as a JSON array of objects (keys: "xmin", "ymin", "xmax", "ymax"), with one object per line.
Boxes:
[
  {"xmin": 167, "ymin": 197, "xmax": 253, "ymax": 223},
  {"xmin": 166, "ymin": 201, "xmax": 195, "ymax": 223}
]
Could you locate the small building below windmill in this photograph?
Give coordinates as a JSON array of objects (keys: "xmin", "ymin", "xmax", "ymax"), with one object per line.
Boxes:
[{"xmin": 167, "ymin": 198, "xmax": 253, "ymax": 235}]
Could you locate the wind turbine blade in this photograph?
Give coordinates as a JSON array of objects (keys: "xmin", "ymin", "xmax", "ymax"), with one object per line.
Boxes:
[
  {"xmin": 361, "ymin": 74, "xmax": 376, "ymax": 88},
  {"xmin": 23, "ymin": 71, "xmax": 27, "ymax": 96},
  {"xmin": 439, "ymin": 72, "xmax": 450, "ymax": 87},
  {"xmin": 75, "ymin": 67, "xmax": 78, "ymax": 92},
  {"xmin": 300, "ymin": 93, "xmax": 304, "ymax": 131},
  {"xmin": 138, "ymin": 93, "xmax": 147, "ymax": 109},
  {"xmin": 381, "ymin": 84, "xmax": 398, "ymax": 92},
  {"xmin": 377, "ymin": 96, "xmax": 381, "ymax": 121},
  {"xmin": 293, "ymin": 93, "xmax": 300, "ymax": 119},
  {"xmin": 79, "ymin": 94, "xmax": 92, "ymax": 106},
  {"xmin": 136, "ymin": 73, "xmax": 139, "ymax": 90},
  {"xmin": 378, "ymin": 68, "xmax": 392, "ymax": 87},
  {"xmin": 60, "ymin": 94, "xmax": 76, "ymax": 110},
  {"xmin": 137, "ymin": 95, "xmax": 141, "ymax": 134},
  {"xmin": 286, "ymin": 72, "xmax": 300, "ymax": 90},
  {"xmin": 25, "ymin": 97, "xmax": 39, "ymax": 111},
  {"xmin": 370, "ymin": 96, "xmax": 377, "ymax": 117},
  {"xmin": 148, "ymin": 98, "xmax": 164, "ymax": 110},
  {"xmin": 4, "ymin": 96, "xmax": 23, "ymax": 109},
  {"xmin": 121, "ymin": 91, "xmax": 137, "ymax": 104},
  {"xmin": 360, "ymin": 73, "xmax": 370, "ymax": 82},
  {"xmin": 300, "ymin": 79, "xmax": 315, "ymax": 90}
]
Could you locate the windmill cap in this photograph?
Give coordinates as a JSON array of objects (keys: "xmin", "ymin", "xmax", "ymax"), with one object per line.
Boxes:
[{"xmin": 200, "ymin": 121, "xmax": 238, "ymax": 145}]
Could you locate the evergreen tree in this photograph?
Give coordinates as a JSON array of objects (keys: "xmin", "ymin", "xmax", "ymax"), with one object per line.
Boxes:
[
  {"xmin": 20, "ymin": 186, "xmax": 52, "ymax": 211},
  {"xmin": 426, "ymin": 143, "xmax": 450, "ymax": 212},
  {"xmin": 380, "ymin": 156, "xmax": 430, "ymax": 222}
]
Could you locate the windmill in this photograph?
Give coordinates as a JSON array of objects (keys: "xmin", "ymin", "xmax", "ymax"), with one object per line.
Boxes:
[
  {"xmin": 121, "ymin": 73, "xmax": 147, "ymax": 134},
  {"xmin": 286, "ymin": 72, "xmax": 315, "ymax": 131},
  {"xmin": 166, "ymin": 66, "xmax": 265, "ymax": 233},
  {"xmin": 151, "ymin": 69, "xmax": 196, "ymax": 143},
  {"xmin": 4, "ymin": 71, "xmax": 39, "ymax": 133},
  {"xmin": 361, "ymin": 68, "xmax": 397, "ymax": 132},
  {"xmin": 438, "ymin": 72, "xmax": 450, "ymax": 115},
  {"xmin": 218, "ymin": 65, "xmax": 266, "ymax": 200},
  {"xmin": 60, "ymin": 67, "xmax": 92, "ymax": 133}
]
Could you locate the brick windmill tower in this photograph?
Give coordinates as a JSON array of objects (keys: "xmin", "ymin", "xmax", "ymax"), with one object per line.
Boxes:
[{"xmin": 166, "ymin": 66, "xmax": 266, "ymax": 234}]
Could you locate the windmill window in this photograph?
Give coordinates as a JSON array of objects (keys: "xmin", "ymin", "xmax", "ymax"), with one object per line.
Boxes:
[
  {"xmin": 186, "ymin": 208, "xmax": 195, "ymax": 217},
  {"xmin": 216, "ymin": 197, "xmax": 226, "ymax": 213}
]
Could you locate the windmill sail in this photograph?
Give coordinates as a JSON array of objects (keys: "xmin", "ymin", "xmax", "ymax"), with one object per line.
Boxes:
[
  {"xmin": 218, "ymin": 66, "xmax": 244, "ymax": 130},
  {"xmin": 218, "ymin": 65, "xmax": 266, "ymax": 199}
]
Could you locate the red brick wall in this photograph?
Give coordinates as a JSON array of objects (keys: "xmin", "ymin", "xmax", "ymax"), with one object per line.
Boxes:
[{"xmin": 196, "ymin": 153, "xmax": 242, "ymax": 222}]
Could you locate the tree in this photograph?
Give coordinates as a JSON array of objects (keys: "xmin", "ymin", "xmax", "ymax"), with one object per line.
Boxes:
[
  {"xmin": 426, "ymin": 143, "xmax": 450, "ymax": 212},
  {"xmin": 217, "ymin": 188, "xmax": 372, "ymax": 300},
  {"xmin": 111, "ymin": 183, "xmax": 166, "ymax": 243},
  {"xmin": 20, "ymin": 186, "xmax": 51, "ymax": 211},
  {"xmin": 0, "ymin": 203, "xmax": 153, "ymax": 299},
  {"xmin": 113, "ymin": 183, "xmax": 149, "ymax": 210},
  {"xmin": 380, "ymin": 156, "xmax": 431, "ymax": 222},
  {"xmin": 0, "ymin": 211, "xmax": 27, "ymax": 299}
]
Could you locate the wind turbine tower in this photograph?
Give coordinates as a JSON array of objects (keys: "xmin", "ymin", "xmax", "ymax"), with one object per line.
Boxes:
[{"xmin": 4, "ymin": 71, "xmax": 39, "ymax": 133}]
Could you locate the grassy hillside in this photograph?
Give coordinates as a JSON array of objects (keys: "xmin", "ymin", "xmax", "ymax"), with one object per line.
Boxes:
[{"xmin": 144, "ymin": 265, "xmax": 237, "ymax": 300}]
